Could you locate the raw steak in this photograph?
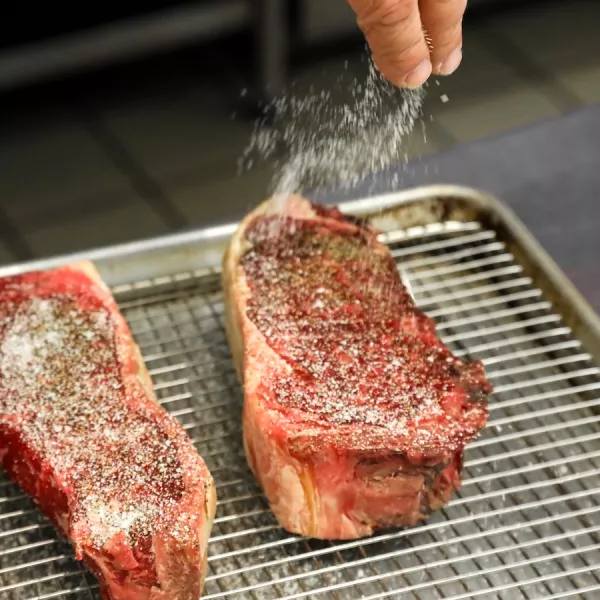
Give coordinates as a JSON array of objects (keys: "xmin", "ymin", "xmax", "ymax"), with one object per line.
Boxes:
[
  {"xmin": 223, "ymin": 195, "xmax": 490, "ymax": 539},
  {"xmin": 0, "ymin": 262, "xmax": 216, "ymax": 600}
]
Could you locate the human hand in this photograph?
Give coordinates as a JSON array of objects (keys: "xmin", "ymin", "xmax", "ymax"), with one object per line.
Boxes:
[{"xmin": 347, "ymin": 0, "xmax": 466, "ymax": 88}]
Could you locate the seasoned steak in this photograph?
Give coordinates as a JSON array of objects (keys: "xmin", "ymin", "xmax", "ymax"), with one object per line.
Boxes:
[
  {"xmin": 0, "ymin": 262, "xmax": 216, "ymax": 600},
  {"xmin": 223, "ymin": 195, "xmax": 490, "ymax": 539}
]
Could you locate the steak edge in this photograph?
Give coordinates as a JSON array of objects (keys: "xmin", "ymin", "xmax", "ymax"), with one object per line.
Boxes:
[
  {"xmin": 223, "ymin": 195, "xmax": 491, "ymax": 539},
  {"xmin": 0, "ymin": 261, "xmax": 216, "ymax": 600}
]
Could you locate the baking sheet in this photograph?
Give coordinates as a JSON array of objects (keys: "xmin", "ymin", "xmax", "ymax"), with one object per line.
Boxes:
[{"xmin": 1, "ymin": 185, "xmax": 599, "ymax": 599}]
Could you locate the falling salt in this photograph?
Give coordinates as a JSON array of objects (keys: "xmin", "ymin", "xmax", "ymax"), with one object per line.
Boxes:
[{"xmin": 241, "ymin": 53, "xmax": 425, "ymax": 198}]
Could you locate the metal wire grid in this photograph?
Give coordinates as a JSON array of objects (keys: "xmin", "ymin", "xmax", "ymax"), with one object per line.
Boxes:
[{"xmin": 1, "ymin": 219, "xmax": 600, "ymax": 600}]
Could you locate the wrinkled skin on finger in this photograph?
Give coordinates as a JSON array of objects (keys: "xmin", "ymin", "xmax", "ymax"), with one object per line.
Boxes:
[
  {"xmin": 347, "ymin": 0, "xmax": 466, "ymax": 87},
  {"xmin": 420, "ymin": 0, "xmax": 466, "ymax": 74}
]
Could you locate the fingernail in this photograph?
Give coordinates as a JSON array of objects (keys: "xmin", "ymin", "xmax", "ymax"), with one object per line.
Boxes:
[
  {"xmin": 438, "ymin": 48, "xmax": 462, "ymax": 75},
  {"xmin": 403, "ymin": 59, "xmax": 432, "ymax": 88}
]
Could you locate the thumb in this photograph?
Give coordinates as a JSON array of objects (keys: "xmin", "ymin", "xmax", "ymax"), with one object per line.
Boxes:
[{"xmin": 347, "ymin": 0, "xmax": 432, "ymax": 87}]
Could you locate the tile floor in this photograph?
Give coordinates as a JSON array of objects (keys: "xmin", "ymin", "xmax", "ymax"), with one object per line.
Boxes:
[{"xmin": 0, "ymin": 0, "xmax": 599, "ymax": 265}]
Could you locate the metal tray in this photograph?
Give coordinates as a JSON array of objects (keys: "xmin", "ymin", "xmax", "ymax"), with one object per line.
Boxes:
[{"xmin": 1, "ymin": 184, "xmax": 600, "ymax": 600}]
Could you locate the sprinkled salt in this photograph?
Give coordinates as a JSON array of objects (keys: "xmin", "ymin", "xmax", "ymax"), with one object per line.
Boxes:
[
  {"xmin": 0, "ymin": 281, "xmax": 207, "ymax": 550},
  {"xmin": 240, "ymin": 54, "xmax": 425, "ymax": 197},
  {"xmin": 241, "ymin": 213, "xmax": 490, "ymax": 456}
]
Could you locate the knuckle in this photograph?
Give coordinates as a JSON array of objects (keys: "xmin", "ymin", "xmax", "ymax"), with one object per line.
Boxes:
[
  {"xmin": 432, "ymin": 20, "xmax": 462, "ymax": 48},
  {"xmin": 395, "ymin": 31, "xmax": 426, "ymax": 62},
  {"xmin": 357, "ymin": 0, "xmax": 415, "ymax": 30},
  {"xmin": 368, "ymin": 20, "xmax": 423, "ymax": 58},
  {"xmin": 424, "ymin": 16, "xmax": 462, "ymax": 61},
  {"xmin": 377, "ymin": 34, "xmax": 427, "ymax": 72}
]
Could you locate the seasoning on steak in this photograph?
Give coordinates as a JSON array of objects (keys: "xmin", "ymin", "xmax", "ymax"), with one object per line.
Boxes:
[
  {"xmin": 0, "ymin": 262, "xmax": 216, "ymax": 600},
  {"xmin": 223, "ymin": 195, "xmax": 491, "ymax": 540}
]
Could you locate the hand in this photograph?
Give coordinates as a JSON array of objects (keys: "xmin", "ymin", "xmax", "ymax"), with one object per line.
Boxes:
[{"xmin": 347, "ymin": 0, "xmax": 466, "ymax": 88}]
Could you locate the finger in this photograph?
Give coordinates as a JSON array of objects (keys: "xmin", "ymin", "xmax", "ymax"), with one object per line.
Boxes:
[
  {"xmin": 347, "ymin": 0, "xmax": 432, "ymax": 88},
  {"xmin": 419, "ymin": 0, "xmax": 466, "ymax": 75}
]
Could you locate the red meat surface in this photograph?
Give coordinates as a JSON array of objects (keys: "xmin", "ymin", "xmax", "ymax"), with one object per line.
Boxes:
[
  {"xmin": 0, "ymin": 262, "xmax": 216, "ymax": 600},
  {"xmin": 223, "ymin": 196, "xmax": 491, "ymax": 539}
]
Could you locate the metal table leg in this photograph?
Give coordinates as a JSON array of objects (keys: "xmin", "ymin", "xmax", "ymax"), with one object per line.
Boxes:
[{"xmin": 255, "ymin": 0, "xmax": 287, "ymax": 98}]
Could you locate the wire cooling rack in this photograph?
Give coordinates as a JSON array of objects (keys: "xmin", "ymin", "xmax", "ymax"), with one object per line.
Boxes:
[{"xmin": 1, "ymin": 218, "xmax": 599, "ymax": 599}]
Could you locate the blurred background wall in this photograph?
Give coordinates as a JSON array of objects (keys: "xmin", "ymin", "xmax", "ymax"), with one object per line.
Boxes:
[
  {"xmin": 0, "ymin": 0, "xmax": 544, "ymax": 93},
  {"xmin": 0, "ymin": 0, "xmax": 598, "ymax": 263}
]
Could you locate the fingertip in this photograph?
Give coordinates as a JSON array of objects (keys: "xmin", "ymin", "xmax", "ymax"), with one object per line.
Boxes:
[
  {"xmin": 375, "ymin": 52, "xmax": 432, "ymax": 88},
  {"xmin": 435, "ymin": 47, "xmax": 462, "ymax": 76},
  {"xmin": 420, "ymin": 0, "xmax": 466, "ymax": 76},
  {"xmin": 402, "ymin": 59, "xmax": 432, "ymax": 88}
]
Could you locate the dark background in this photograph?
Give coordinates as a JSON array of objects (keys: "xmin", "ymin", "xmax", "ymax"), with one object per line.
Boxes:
[{"xmin": 1, "ymin": 0, "xmax": 599, "ymax": 308}]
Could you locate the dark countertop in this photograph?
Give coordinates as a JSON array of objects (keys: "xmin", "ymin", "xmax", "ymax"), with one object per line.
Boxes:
[{"xmin": 319, "ymin": 104, "xmax": 600, "ymax": 312}]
